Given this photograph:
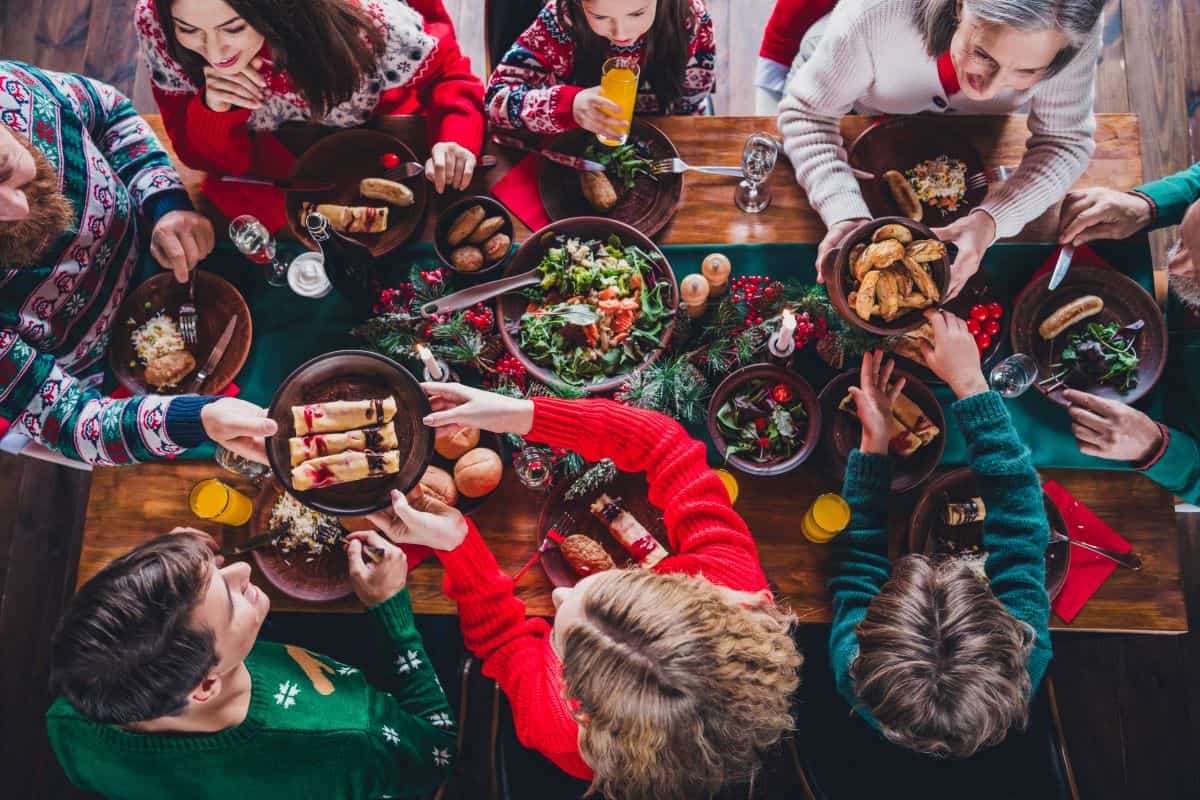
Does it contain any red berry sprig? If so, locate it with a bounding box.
[463,303,494,332]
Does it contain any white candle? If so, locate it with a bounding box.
[416,343,446,381]
[769,308,797,358]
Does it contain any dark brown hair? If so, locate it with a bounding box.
[850,555,1034,758]
[559,0,694,109]
[155,0,385,116]
[50,532,219,725]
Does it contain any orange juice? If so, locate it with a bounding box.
[714,468,739,504]
[189,479,253,526]
[802,493,851,543]
[598,58,639,146]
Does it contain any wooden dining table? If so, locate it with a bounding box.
[76,113,1187,634]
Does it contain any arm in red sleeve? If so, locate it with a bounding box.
[759,0,839,64]
[413,38,486,156]
[524,398,768,591]
[436,522,592,779]
[152,88,293,177]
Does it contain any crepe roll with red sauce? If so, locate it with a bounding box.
[588,493,668,568]
[890,388,940,444]
[292,450,400,491]
[293,397,397,436]
[289,421,399,466]
[839,394,923,457]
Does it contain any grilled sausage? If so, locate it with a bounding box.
[1038,295,1104,339]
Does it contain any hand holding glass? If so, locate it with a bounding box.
[598,58,639,146]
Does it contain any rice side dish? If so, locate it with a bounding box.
[905,156,968,212]
[269,493,343,558]
[132,313,185,364]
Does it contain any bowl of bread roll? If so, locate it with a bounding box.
[434,196,515,281]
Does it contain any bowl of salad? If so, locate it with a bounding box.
[707,364,822,477]
[496,217,678,394]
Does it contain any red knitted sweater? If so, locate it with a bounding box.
[436,398,769,779]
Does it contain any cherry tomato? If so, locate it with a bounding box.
[976,333,992,350]
[987,302,1003,319]
[381,152,401,169]
[967,318,982,335]
[970,305,989,322]
[984,319,1001,336]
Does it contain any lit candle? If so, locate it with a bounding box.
[769,308,797,358]
[701,253,731,296]
[416,343,447,381]
[679,274,711,318]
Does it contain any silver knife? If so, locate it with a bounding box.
[220,175,337,192]
[186,316,238,394]
[1048,245,1075,291]
[490,134,605,172]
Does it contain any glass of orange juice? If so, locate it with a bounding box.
[598,57,639,146]
[802,493,851,543]
[189,478,254,526]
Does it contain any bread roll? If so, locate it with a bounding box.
[468,216,506,244]
[453,447,503,498]
[435,426,480,460]
[413,465,458,506]
[483,233,511,262]
[450,245,485,272]
[448,205,486,245]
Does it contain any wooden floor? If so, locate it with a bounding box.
[2,1,1199,797]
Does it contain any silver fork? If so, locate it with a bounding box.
[651,157,745,178]
[178,271,198,345]
[966,165,1015,191]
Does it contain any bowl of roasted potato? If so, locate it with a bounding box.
[434,195,516,281]
[820,217,951,335]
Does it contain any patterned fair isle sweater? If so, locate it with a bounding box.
[830,391,1052,729]
[436,398,770,780]
[778,0,1099,239]
[486,0,716,134]
[47,589,456,800]
[0,61,216,464]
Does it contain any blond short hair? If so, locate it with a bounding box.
[560,569,802,800]
[851,555,1034,758]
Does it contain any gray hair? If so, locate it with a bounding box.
[914,0,1103,77]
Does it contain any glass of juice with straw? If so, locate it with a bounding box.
[189,478,254,526]
[598,57,639,146]
[802,493,851,543]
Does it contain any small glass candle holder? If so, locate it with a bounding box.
[513,445,556,493]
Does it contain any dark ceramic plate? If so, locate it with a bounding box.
[266,350,434,515]
[818,367,946,493]
[707,363,822,477]
[248,482,352,604]
[908,467,1070,601]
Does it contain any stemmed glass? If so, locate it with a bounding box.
[735,131,780,213]
[229,214,288,287]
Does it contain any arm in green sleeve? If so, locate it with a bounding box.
[1134,162,1200,229]
[1141,425,1200,505]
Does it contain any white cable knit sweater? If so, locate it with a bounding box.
[778,0,1100,239]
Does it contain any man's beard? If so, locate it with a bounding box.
[0,132,75,268]
[1167,241,1200,310]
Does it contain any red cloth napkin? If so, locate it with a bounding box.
[491,153,551,231]
[110,383,241,400]
[1043,479,1133,623]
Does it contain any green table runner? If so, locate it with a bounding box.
[145,237,1158,469]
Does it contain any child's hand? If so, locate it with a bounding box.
[425,142,476,193]
[572,87,627,141]
[919,309,989,399]
[345,530,408,608]
[849,350,905,456]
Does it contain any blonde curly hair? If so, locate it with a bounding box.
[558,569,802,800]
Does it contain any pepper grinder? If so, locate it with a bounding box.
[679,274,711,319]
[701,253,731,297]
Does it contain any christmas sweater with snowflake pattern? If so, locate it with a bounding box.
[486,0,715,134]
[46,589,455,800]
[436,397,769,780]
[0,61,216,464]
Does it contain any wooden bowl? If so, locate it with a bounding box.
[434,195,515,281]
[495,217,678,395]
[817,367,945,493]
[265,350,434,515]
[707,364,822,477]
[847,116,987,225]
[1010,263,1166,407]
[535,468,669,589]
[285,130,428,257]
[907,467,1070,601]
[539,120,684,238]
[110,271,251,395]
[820,216,951,335]
[248,482,352,603]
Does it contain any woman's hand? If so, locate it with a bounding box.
[816,218,870,283]
[571,86,627,142]
[1063,389,1163,462]
[202,58,266,112]
[848,350,905,456]
[918,309,988,399]
[344,530,409,607]
[1058,188,1153,247]
[421,382,534,435]
[151,211,215,282]
[932,209,997,299]
[425,142,477,194]
[365,487,468,551]
[200,398,278,464]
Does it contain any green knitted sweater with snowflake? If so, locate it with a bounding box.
[46,589,455,800]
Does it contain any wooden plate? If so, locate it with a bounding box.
[539,120,683,238]
[248,482,352,603]
[908,467,1070,601]
[707,363,822,477]
[817,367,945,493]
[847,116,986,225]
[285,130,428,258]
[1010,264,1166,407]
[265,350,434,515]
[109,271,251,395]
[495,217,678,395]
[535,468,669,589]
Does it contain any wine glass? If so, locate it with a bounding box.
[229,215,288,287]
[988,353,1038,398]
[735,131,780,213]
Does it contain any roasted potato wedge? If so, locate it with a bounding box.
[902,257,940,302]
[872,224,914,244]
[848,243,866,280]
[897,291,929,310]
[855,270,882,320]
[876,270,902,321]
[580,171,618,212]
[856,239,906,278]
[906,239,947,263]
